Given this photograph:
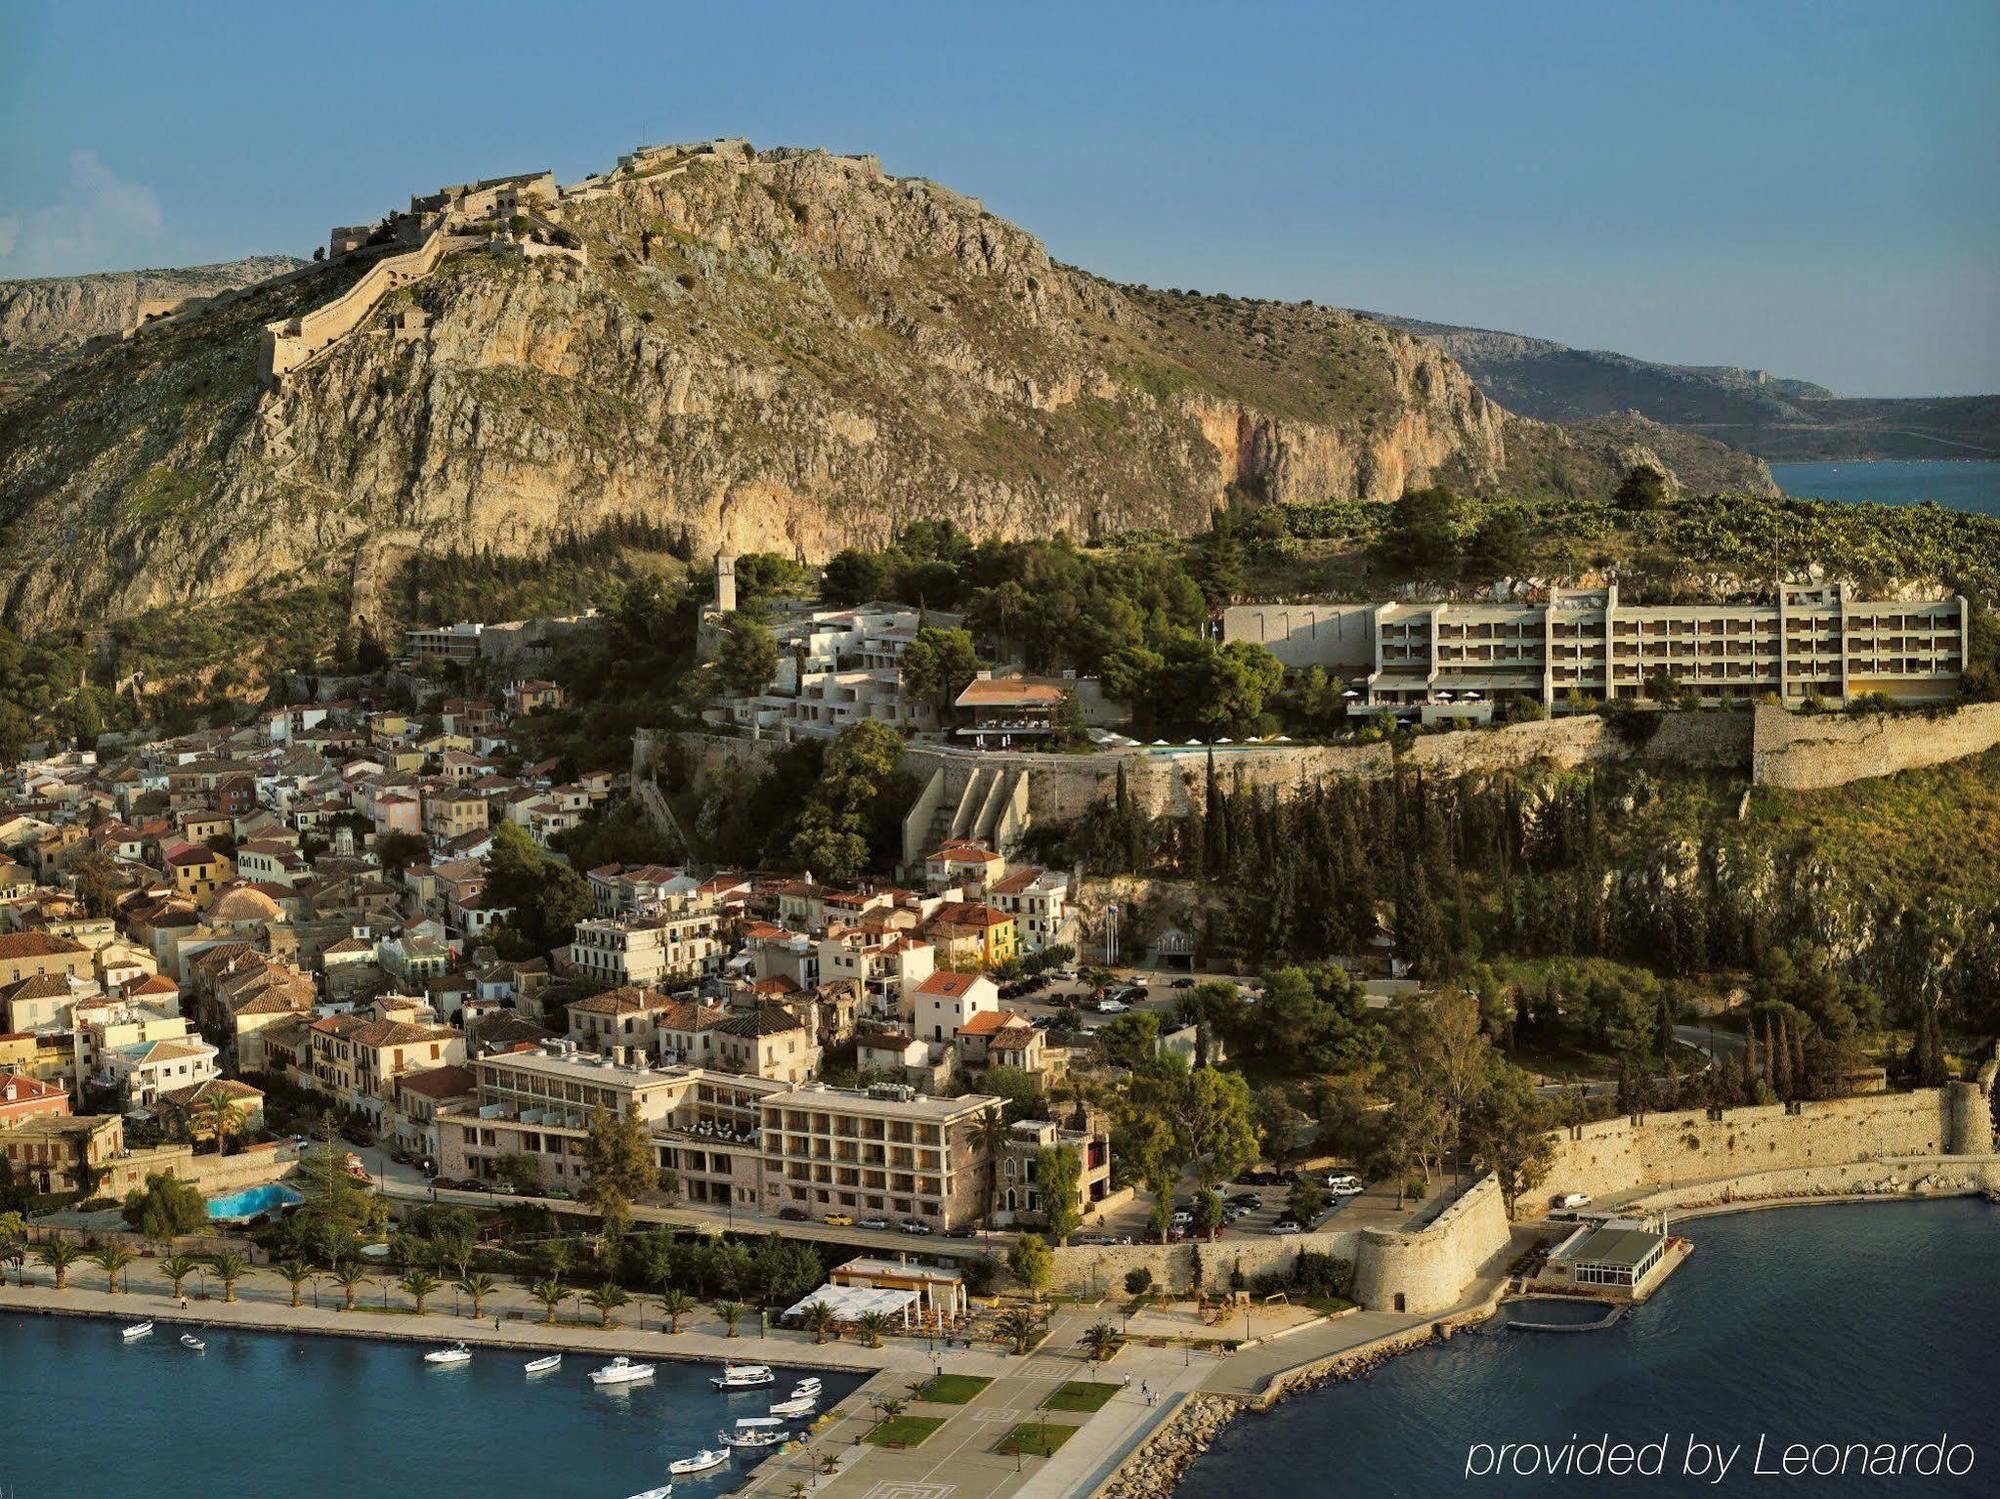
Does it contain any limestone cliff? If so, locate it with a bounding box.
[0,144,1761,633]
[0,256,303,395]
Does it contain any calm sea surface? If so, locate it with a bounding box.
[1769,459,2000,516]
[1176,1199,2000,1497]
[0,1322,861,1499]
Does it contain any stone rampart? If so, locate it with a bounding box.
[1751,700,2000,790]
[259,228,468,385]
[1349,1172,1510,1316]
[1621,1154,2000,1213]
[1540,1088,1966,1209]
[1047,1229,1358,1298]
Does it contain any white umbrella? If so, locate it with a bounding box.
[1341,690,1359,699]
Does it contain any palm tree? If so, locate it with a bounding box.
[1,1238,25,1287]
[656,1287,695,1334]
[996,1307,1039,1355]
[529,1277,565,1325]
[208,1251,249,1304]
[455,1272,497,1319]
[399,1268,440,1315]
[714,1299,748,1337]
[276,1258,313,1308]
[976,1109,1009,1228]
[90,1245,137,1293]
[857,1309,893,1349]
[201,1090,247,1155]
[870,1396,905,1430]
[330,1261,371,1311]
[36,1240,82,1290]
[159,1253,203,1300]
[1080,1322,1120,1362]
[801,1302,838,1345]
[583,1283,630,1328]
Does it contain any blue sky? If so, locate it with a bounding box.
[3,0,1994,395]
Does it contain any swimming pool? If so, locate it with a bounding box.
[205,1183,304,1220]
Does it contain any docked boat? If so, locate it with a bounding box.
[769,1395,816,1417]
[719,1418,788,1449]
[424,1342,472,1365]
[791,1376,822,1396]
[524,1353,563,1374]
[710,1362,775,1389]
[667,1449,729,1476]
[590,1356,657,1386]
[121,1321,153,1340]
[179,1333,206,1352]
[624,1487,672,1499]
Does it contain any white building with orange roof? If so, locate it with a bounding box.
[912,970,999,1048]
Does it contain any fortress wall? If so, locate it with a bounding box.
[1540,1089,1962,1209]
[1349,1172,1510,1316]
[1622,1154,2000,1213]
[1751,700,2000,790]
[1046,1230,1361,1298]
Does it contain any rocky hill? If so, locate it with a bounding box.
[0,143,1770,635]
[1363,311,1998,461]
[0,256,303,396]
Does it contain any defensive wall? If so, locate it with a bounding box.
[1046,1229,1360,1300]
[1348,1172,1511,1316]
[259,228,469,385]
[1751,700,2000,790]
[1540,1071,1995,1210]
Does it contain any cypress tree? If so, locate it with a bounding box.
[1773,1015,1794,1100]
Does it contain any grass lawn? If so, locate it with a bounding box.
[1040,1380,1122,1413]
[865,1415,947,1449]
[996,1422,1080,1457]
[912,1373,992,1405]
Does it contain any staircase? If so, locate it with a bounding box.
[900,761,1032,871]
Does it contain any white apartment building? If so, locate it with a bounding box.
[105,1035,219,1107]
[565,913,721,988]
[912,970,999,1046]
[988,866,1073,953]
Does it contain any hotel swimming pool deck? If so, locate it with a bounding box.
[205,1183,304,1221]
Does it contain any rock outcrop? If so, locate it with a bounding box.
[0,145,1762,633]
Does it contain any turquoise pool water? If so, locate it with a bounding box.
[205,1183,304,1220]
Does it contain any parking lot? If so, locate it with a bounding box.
[999,965,1264,1036]
[1075,1168,1422,1247]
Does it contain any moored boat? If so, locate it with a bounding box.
[791,1376,822,1396]
[624,1487,672,1499]
[710,1361,775,1389]
[179,1332,205,1352]
[524,1353,563,1374]
[769,1395,816,1417]
[121,1321,153,1340]
[590,1355,657,1385]
[424,1342,472,1365]
[718,1417,788,1448]
[667,1448,730,1476]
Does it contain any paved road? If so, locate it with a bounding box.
[1676,1022,1746,1062]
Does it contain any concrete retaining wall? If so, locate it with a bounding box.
[1751,700,2000,790]
[1350,1172,1511,1316]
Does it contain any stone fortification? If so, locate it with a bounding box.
[1751,700,2000,790]
[1348,1172,1511,1315]
[1047,1229,1360,1298]
[1538,1083,1994,1209]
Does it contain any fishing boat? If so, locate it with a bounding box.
[524,1353,562,1374]
[769,1395,816,1417]
[718,1418,788,1449]
[710,1361,775,1389]
[424,1342,472,1365]
[590,1355,657,1386]
[179,1332,206,1352]
[791,1376,822,1396]
[120,1321,154,1340]
[667,1449,729,1476]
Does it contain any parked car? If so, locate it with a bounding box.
[1171,977,1197,989]
[944,1225,980,1239]
[899,1219,933,1235]
[778,1206,809,1222]
[1096,999,1129,1015]
[1553,1192,1593,1210]
[1227,1191,1262,1209]
[1268,1219,1303,1236]
[1074,1233,1119,1246]
[1326,1176,1365,1196]
[544,1186,572,1200]
[857,1217,891,1230]
[823,1213,854,1227]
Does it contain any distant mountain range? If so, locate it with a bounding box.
[1362,314,1999,462]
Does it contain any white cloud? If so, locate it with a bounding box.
[0,151,168,276]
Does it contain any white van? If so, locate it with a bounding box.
[1553,1191,1593,1210]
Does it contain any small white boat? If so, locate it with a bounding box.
[769,1395,816,1417]
[524,1353,563,1374]
[718,1423,787,1450]
[667,1449,730,1476]
[590,1356,657,1386]
[121,1321,154,1340]
[424,1342,472,1365]
[624,1487,672,1499]
[710,1361,775,1389]
[792,1376,822,1394]
[180,1332,206,1352]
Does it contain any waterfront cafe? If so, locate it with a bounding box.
[1541,1218,1669,1294]
[828,1256,970,1323]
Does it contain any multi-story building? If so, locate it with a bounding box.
[0,931,94,991]
[987,867,1073,953]
[713,1005,820,1084]
[998,1115,1114,1228]
[912,970,999,1045]
[565,912,721,988]
[103,1035,219,1107]
[758,1081,1004,1229]
[1222,583,1969,717]
[301,1012,464,1129]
